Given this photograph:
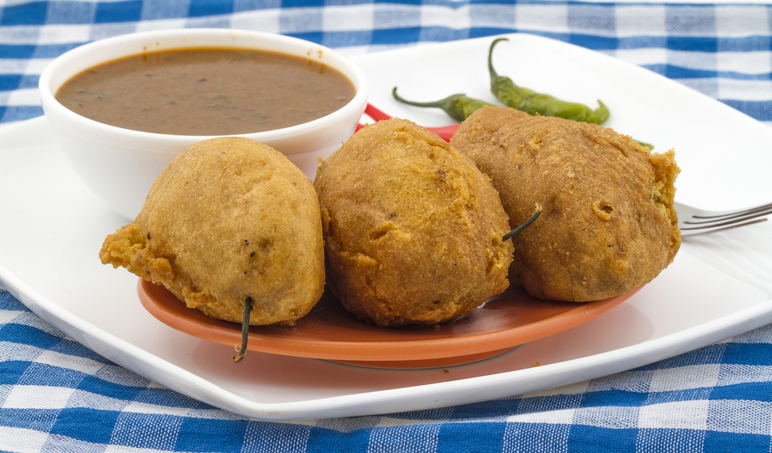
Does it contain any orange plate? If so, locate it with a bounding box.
[138,279,638,368]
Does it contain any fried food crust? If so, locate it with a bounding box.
[100,137,325,325]
[314,118,514,326]
[451,107,680,301]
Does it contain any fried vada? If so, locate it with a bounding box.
[450,107,680,302]
[314,118,514,326]
[100,137,325,325]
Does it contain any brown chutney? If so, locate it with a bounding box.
[55,47,357,136]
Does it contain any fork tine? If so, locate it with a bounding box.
[682,205,772,226]
[680,218,768,237]
[677,200,772,237]
[687,202,772,222]
[679,203,771,237]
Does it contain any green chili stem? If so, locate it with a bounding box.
[503,204,542,242]
[392,87,457,109]
[392,87,495,122]
[233,296,252,363]
[488,38,506,81]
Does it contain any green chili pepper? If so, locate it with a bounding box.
[503,204,542,242]
[392,87,495,122]
[489,38,609,125]
[233,296,252,363]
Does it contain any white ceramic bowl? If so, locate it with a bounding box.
[39,28,368,220]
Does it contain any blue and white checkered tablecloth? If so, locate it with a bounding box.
[2,1,772,451]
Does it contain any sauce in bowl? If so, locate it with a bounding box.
[55,47,357,136]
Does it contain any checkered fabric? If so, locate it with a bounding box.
[2,1,772,451]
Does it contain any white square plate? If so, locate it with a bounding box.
[1,33,771,420]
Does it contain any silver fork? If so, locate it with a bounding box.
[676,201,772,237]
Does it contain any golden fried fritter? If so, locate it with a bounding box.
[451,107,680,302]
[100,137,325,325]
[314,118,514,326]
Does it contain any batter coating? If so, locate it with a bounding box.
[314,118,514,326]
[100,137,325,325]
[451,107,680,301]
